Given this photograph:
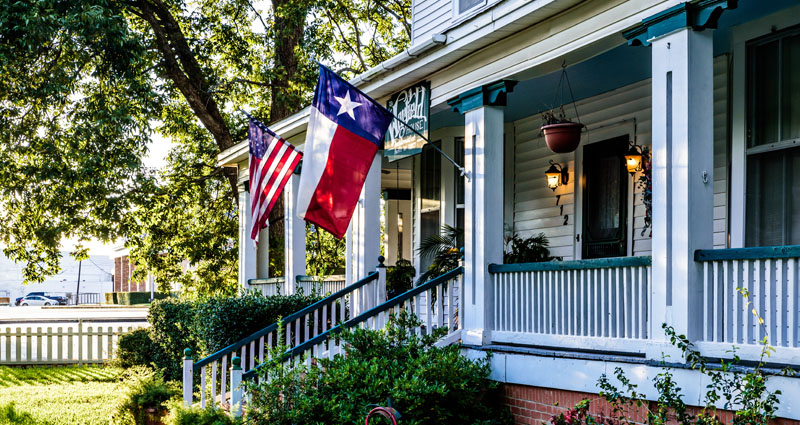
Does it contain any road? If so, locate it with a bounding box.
[0,306,148,324]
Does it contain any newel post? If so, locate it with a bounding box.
[230,356,243,417]
[377,256,387,304]
[182,348,193,407]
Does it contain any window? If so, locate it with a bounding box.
[745,27,800,246]
[455,0,485,16]
[582,136,629,259]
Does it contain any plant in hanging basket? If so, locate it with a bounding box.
[541,106,584,154]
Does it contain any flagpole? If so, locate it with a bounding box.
[317,63,472,181]
[384,111,471,181]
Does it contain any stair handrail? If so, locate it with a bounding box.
[195,271,379,369]
[242,266,463,380]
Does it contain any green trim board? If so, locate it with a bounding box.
[695,246,800,261]
[488,256,652,273]
[447,80,518,115]
[195,271,379,368]
[248,277,286,285]
[243,266,464,381]
[622,0,738,47]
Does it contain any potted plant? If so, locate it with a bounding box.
[541,105,584,153]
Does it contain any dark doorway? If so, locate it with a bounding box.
[582,136,629,259]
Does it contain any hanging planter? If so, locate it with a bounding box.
[541,63,584,153]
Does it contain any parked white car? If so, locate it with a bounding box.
[18,295,59,306]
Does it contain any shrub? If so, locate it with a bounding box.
[166,402,240,425]
[113,328,165,370]
[113,367,179,425]
[142,294,318,381]
[192,293,319,354]
[244,310,513,425]
[553,323,785,425]
[116,292,169,305]
[147,299,199,381]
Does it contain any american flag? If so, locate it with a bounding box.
[248,117,303,242]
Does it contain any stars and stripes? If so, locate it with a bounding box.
[248,117,303,242]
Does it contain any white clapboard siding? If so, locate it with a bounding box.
[713,54,729,249]
[512,57,729,258]
[512,79,652,260]
[412,0,451,45]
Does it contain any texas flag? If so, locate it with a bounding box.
[296,65,393,238]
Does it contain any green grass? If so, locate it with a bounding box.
[0,366,124,424]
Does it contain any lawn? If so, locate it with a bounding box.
[0,366,124,424]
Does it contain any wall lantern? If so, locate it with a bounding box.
[624,141,644,175]
[545,160,568,191]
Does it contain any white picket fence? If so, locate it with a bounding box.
[0,321,146,365]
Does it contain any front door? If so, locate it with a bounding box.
[582,136,628,259]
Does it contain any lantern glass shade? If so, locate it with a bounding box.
[625,153,642,174]
[545,164,562,191]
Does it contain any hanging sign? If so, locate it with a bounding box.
[384,81,429,162]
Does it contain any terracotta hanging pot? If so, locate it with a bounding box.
[541,62,585,154]
[541,122,584,153]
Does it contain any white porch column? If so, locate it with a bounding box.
[448,80,515,346]
[345,153,382,284]
[238,188,258,291]
[649,28,714,345]
[256,225,269,278]
[462,106,504,345]
[284,174,306,294]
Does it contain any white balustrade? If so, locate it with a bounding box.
[696,247,800,361]
[490,258,651,352]
[189,268,384,409]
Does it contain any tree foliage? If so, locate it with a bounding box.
[0,0,411,289]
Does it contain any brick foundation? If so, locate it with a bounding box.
[502,383,799,425]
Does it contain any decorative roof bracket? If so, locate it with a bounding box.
[622,0,738,47]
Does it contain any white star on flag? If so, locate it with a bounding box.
[333,90,362,119]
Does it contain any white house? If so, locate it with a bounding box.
[216,0,800,420]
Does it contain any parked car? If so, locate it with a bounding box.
[18,295,60,306]
[15,292,68,306]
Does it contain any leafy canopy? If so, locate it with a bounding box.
[0,0,411,290]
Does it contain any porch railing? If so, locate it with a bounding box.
[695,246,800,354]
[241,266,464,382]
[188,269,384,409]
[488,257,651,352]
[248,275,347,297]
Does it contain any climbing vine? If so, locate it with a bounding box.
[637,147,652,237]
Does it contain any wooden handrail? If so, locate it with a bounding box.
[488,256,651,273]
[195,271,379,368]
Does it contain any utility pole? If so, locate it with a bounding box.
[75,260,82,306]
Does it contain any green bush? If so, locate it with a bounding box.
[105,293,118,304]
[244,310,513,425]
[113,367,179,425]
[147,299,198,381]
[192,293,319,355]
[143,294,318,381]
[166,403,240,425]
[115,292,169,305]
[113,328,164,370]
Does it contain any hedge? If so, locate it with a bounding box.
[105,292,169,305]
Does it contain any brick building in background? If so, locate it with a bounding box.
[112,245,150,293]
